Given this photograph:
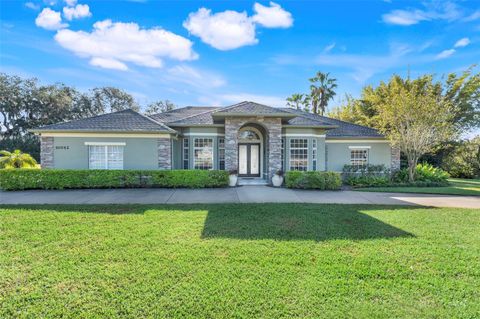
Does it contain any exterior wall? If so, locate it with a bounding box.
[224,117,282,180]
[51,136,162,169]
[325,140,391,171]
[40,137,55,168]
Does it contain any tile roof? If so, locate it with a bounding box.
[280,108,383,137]
[213,101,294,116]
[149,106,218,123]
[33,109,175,133]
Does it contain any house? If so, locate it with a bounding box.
[32,101,400,183]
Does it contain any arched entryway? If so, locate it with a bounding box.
[237,124,267,179]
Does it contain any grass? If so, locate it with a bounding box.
[355,178,480,196]
[1,204,479,318]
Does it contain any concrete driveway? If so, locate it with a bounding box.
[0,186,478,208]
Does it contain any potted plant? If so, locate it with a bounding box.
[272,169,284,187]
[228,169,238,187]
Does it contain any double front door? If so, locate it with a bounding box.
[238,143,260,177]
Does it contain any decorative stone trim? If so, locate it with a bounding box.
[391,146,400,171]
[157,138,172,170]
[40,136,54,168]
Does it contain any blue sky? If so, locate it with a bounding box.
[1,0,479,114]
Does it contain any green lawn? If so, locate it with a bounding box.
[355,178,480,196]
[1,204,479,318]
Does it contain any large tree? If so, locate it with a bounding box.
[286,93,304,110]
[377,78,454,182]
[309,72,337,115]
[144,100,176,115]
[91,87,139,113]
[329,66,480,135]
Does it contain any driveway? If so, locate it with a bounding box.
[0,186,479,208]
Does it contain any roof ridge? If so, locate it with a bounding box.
[134,109,177,133]
[281,108,332,125]
[169,107,222,123]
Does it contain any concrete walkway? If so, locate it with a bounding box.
[0,186,478,208]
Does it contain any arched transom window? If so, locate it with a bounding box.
[238,128,262,141]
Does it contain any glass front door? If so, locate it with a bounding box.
[238,143,260,177]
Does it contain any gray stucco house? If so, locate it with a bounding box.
[32,101,400,184]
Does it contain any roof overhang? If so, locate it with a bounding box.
[30,129,177,135]
[285,125,339,129]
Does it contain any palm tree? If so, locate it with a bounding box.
[309,72,338,115]
[0,150,38,169]
[286,93,304,110]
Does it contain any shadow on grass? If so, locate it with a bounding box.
[1,203,417,241]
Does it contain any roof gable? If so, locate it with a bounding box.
[212,101,295,118]
[33,109,175,133]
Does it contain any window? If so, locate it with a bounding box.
[238,130,260,140]
[194,138,213,170]
[88,145,124,169]
[350,149,368,167]
[289,138,308,171]
[312,139,317,171]
[281,138,285,170]
[183,138,189,169]
[218,138,225,170]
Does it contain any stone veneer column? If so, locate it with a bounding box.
[157,137,172,170]
[40,136,54,168]
[266,118,282,179]
[391,146,401,171]
[224,116,282,181]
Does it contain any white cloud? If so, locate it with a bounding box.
[382,1,462,26]
[35,8,68,30]
[183,8,257,50]
[252,2,293,28]
[64,0,77,6]
[435,49,456,59]
[167,65,226,89]
[463,10,480,22]
[25,2,40,10]
[63,4,91,20]
[382,9,428,26]
[323,43,335,53]
[183,3,293,50]
[54,19,198,70]
[454,37,470,48]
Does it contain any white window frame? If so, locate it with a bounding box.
[350,148,369,167]
[218,137,225,170]
[87,144,124,170]
[183,138,189,169]
[289,138,308,171]
[312,138,317,171]
[193,138,214,170]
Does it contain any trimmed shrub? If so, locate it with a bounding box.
[343,164,391,187]
[285,171,341,190]
[0,169,229,191]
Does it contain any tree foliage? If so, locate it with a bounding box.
[374,76,454,182]
[144,100,176,115]
[441,137,480,178]
[0,149,38,169]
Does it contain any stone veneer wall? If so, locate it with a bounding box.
[225,117,282,180]
[391,146,401,171]
[157,137,172,169]
[40,136,54,168]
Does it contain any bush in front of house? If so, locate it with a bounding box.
[393,163,450,184]
[0,169,229,191]
[285,171,341,190]
[342,164,391,187]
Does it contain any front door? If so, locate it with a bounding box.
[238,143,260,177]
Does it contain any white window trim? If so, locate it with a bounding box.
[193,137,214,170]
[348,146,371,149]
[183,138,189,169]
[283,134,325,138]
[350,148,369,166]
[88,145,124,170]
[85,142,126,146]
[289,138,309,171]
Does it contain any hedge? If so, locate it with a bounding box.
[0,169,229,191]
[285,171,342,190]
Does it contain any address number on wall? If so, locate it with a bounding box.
[55,146,70,150]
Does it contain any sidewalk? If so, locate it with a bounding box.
[0,186,479,208]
